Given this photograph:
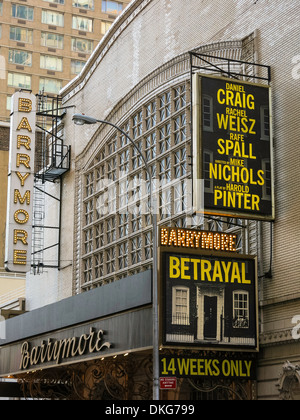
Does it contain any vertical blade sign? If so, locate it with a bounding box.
[5,92,36,273]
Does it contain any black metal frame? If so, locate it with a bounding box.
[189,51,271,84]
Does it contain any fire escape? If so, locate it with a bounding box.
[32,94,71,274]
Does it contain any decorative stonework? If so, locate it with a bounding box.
[277,362,300,400]
[260,329,296,347]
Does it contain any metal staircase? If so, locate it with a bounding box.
[32,176,45,274]
[31,93,71,274]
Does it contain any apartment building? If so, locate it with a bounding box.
[0,0,130,324]
[0,0,130,122]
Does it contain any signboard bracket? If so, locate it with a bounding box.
[189,51,271,84]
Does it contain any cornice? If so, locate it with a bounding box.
[260,328,297,347]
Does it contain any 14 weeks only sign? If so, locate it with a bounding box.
[193,74,274,221]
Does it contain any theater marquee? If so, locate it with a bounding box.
[159,227,259,352]
[5,91,36,273]
[193,74,274,221]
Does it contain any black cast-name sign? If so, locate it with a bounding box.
[193,74,274,220]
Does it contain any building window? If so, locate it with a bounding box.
[106,217,116,243]
[203,150,213,192]
[73,0,94,9]
[159,123,171,154]
[262,159,272,200]
[233,291,249,329]
[72,16,93,32]
[174,113,186,144]
[120,122,130,147]
[102,0,123,15]
[95,223,104,249]
[159,92,171,121]
[85,172,94,197]
[41,32,64,49]
[131,207,142,232]
[84,228,93,254]
[44,0,64,4]
[101,21,112,34]
[6,95,12,111]
[85,200,94,225]
[131,236,142,265]
[44,0,64,3]
[118,242,128,269]
[8,72,31,89]
[83,257,93,283]
[107,157,117,181]
[10,26,33,43]
[40,55,63,72]
[174,147,186,178]
[95,252,104,279]
[42,10,64,27]
[119,179,129,210]
[145,133,156,161]
[132,110,143,139]
[71,59,86,75]
[145,101,156,130]
[159,156,171,183]
[172,287,190,325]
[106,247,116,274]
[132,140,142,170]
[145,231,152,260]
[260,105,270,140]
[160,187,172,219]
[8,49,32,66]
[72,37,93,53]
[80,82,190,289]
[174,180,187,214]
[39,77,62,94]
[174,85,186,111]
[119,149,130,174]
[12,4,34,21]
[203,95,213,132]
[119,214,128,238]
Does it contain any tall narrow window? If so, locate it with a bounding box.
[203,95,213,132]
[172,287,190,325]
[233,291,249,329]
[260,105,270,140]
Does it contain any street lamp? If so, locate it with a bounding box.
[72,113,160,400]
